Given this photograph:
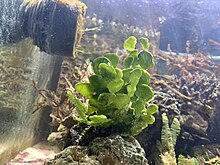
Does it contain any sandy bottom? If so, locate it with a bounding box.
[7,142,60,165]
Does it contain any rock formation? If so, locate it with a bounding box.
[45,135,148,165]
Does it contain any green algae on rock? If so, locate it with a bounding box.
[66,36,158,136]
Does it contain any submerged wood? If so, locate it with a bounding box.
[21,0,81,56]
[2,0,86,57]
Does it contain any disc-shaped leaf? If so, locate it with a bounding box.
[131,99,145,118]
[107,78,124,93]
[130,68,142,86]
[75,83,94,99]
[89,75,107,94]
[88,115,112,126]
[130,119,148,136]
[89,115,107,122]
[112,94,130,109]
[138,51,155,69]
[106,53,120,68]
[98,93,115,107]
[122,68,132,83]
[129,50,139,58]
[127,84,136,97]
[147,104,158,115]
[92,57,111,74]
[135,84,154,102]
[124,56,134,68]
[140,37,150,51]
[139,70,151,85]
[145,114,155,124]
[115,68,123,79]
[99,63,116,80]
[123,36,137,51]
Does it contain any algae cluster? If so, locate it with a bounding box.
[66,36,158,136]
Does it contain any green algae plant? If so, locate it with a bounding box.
[66,36,158,136]
[158,113,199,165]
[158,113,181,165]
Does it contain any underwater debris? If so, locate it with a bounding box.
[153,46,220,77]
[152,72,220,143]
[32,57,93,125]
[192,144,220,165]
[153,78,192,100]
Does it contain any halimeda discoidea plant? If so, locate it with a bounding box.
[67,36,158,136]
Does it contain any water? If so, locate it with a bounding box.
[0,39,63,163]
[82,0,220,55]
[0,0,23,44]
[0,0,220,164]
[0,0,63,163]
